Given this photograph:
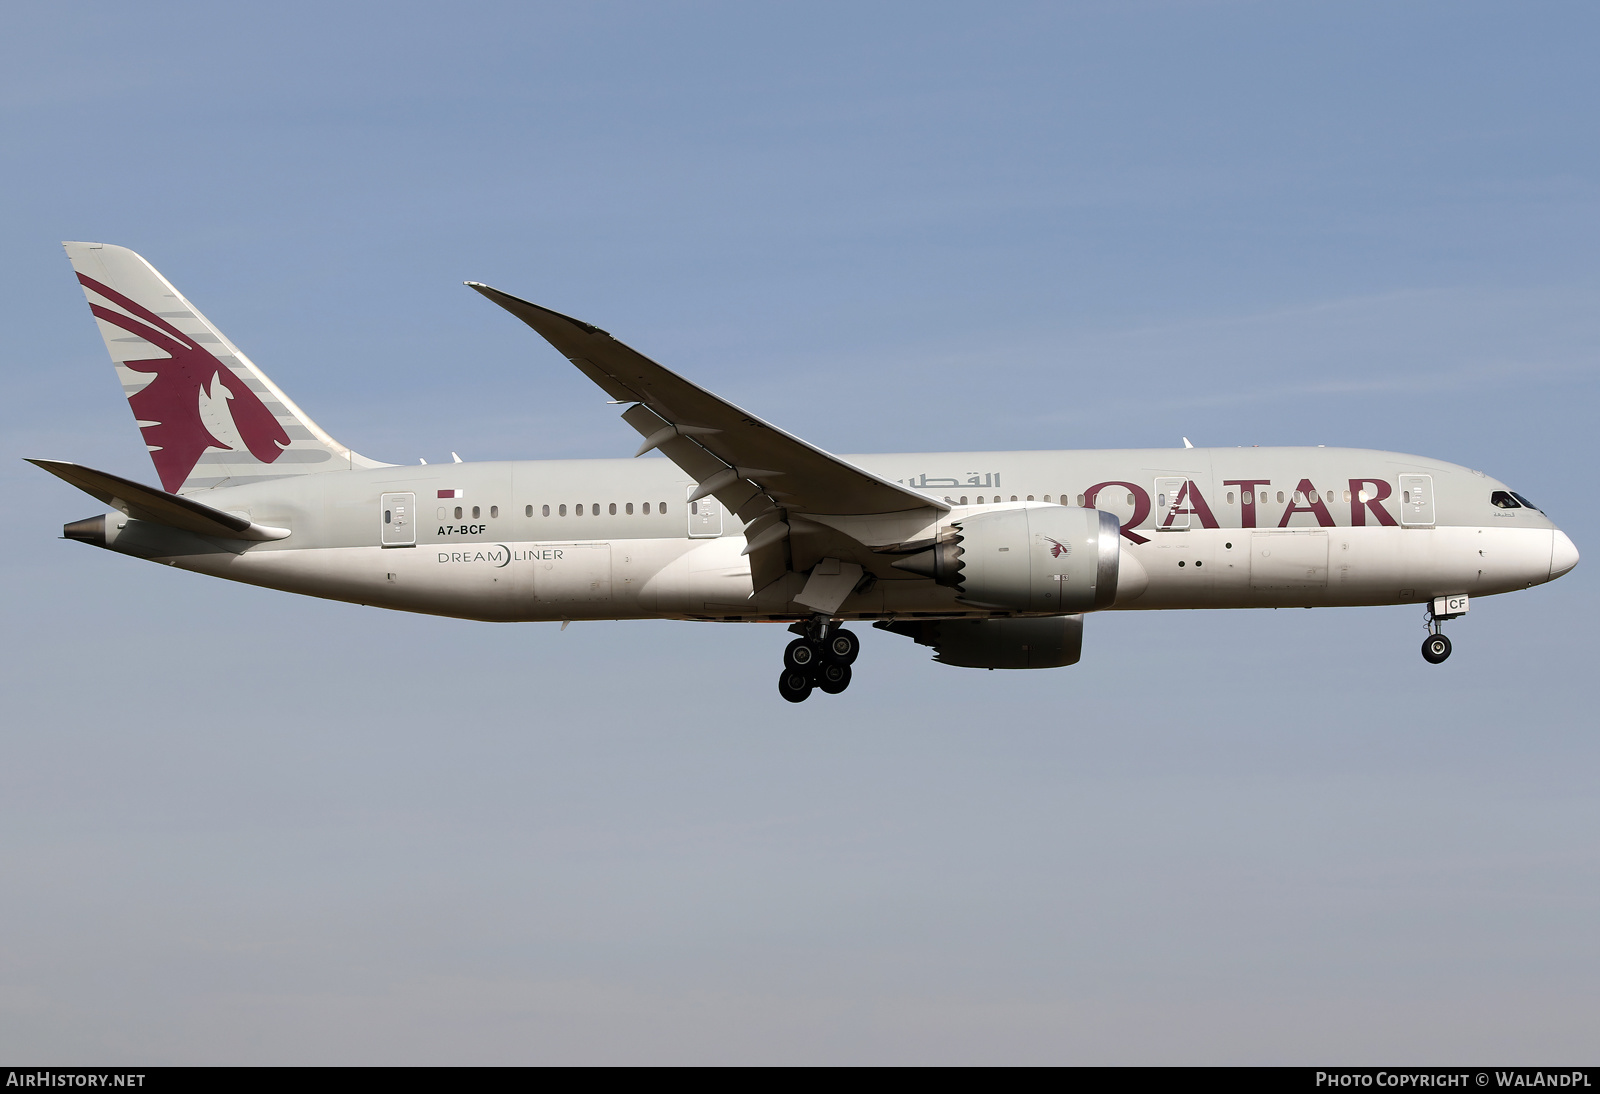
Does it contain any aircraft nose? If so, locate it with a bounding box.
[1551,529,1580,580]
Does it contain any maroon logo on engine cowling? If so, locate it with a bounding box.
[1044,536,1070,559]
[78,273,289,492]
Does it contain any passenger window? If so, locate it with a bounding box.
[1490,490,1521,509]
[1011,495,1018,502]
[1259,492,1267,505]
[959,496,968,505]
[525,505,533,517]
[1343,490,1351,503]
[691,502,699,515]
[1403,491,1411,504]
[490,506,499,518]
[559,504,567,516]
[1226,491,1235,504]
[659,502,667,514]
[1026,495,1034,501]
[576,504,584,516]
[609,503,617,515]
[976,496,984,504]
[542,504,550,517]
[1043,495,1051,503]
[454,506,463,519]
[626,503,634,515]
[1126,493,1135,506]
[643,502,651,515]
[1076,494,1085,506]
[384,510,392,524]
[592,503,599,515]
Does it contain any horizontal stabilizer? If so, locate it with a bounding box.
[26,459,289,541]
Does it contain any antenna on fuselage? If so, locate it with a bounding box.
[1182,437,1194,449]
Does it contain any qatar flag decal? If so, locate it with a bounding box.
[438,489,463,499]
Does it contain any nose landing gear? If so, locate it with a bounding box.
[777,617,860,702]
[1421,595,1468,664]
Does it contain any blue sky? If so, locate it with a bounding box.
[2,1,1596,1063]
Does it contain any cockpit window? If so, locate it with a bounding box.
[1509,491,1544,513]
[1490,490,1521,509]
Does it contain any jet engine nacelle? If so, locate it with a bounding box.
[875,615,1085,669]
[892,505,1121,613]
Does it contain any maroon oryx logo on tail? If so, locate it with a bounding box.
[79,273,289,492]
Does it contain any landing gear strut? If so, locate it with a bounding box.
[777,616,860,702]
[1421,596,1467,664]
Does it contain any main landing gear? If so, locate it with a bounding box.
[778,617,861,703]
[1421,595,1468,664]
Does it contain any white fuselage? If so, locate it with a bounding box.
[85,446,1574,625]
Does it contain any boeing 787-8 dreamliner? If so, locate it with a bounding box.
[33,243,1580,701]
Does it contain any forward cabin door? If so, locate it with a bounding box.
[380,492,416,547]
[1154,476,1190,531]
[1398,474,1435,526]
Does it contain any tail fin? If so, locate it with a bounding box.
[63,242,387,493]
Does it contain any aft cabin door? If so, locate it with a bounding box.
[381,492,416,547]
[1154,477,1190,531]
[1398,474,1435,526]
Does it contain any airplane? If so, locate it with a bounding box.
[32,243,1580,702]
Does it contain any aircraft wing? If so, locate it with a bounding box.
[468,283,948,593]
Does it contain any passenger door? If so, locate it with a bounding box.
[380,492,416,547]
[688,489,723,538]
[1154,476,1190,531]
[1398,474,1435,527]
